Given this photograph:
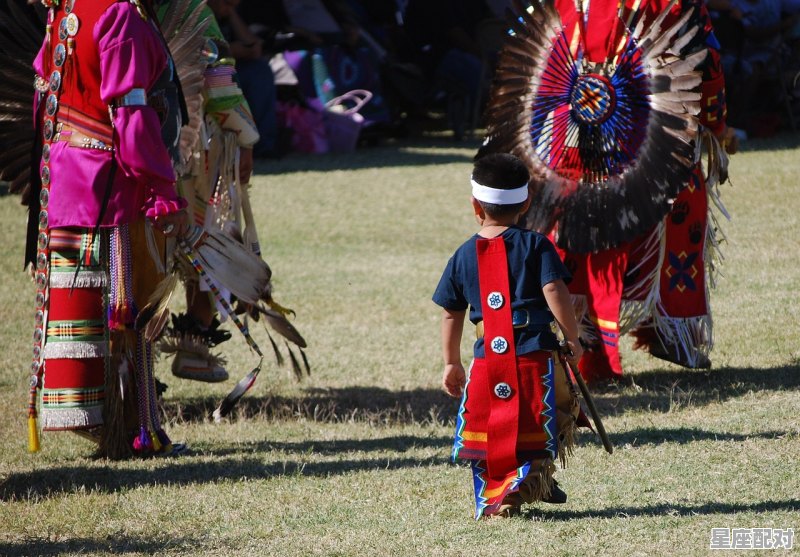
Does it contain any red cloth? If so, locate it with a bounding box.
[47,287,104,321]
[455,353,556,462]
[41,358,105,390]
[658,168,709,318]
[476,237,520,478]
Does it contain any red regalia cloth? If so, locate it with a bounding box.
[545,0,729,379]
[452,237,559,518]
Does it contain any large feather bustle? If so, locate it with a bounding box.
[0,2,46,199]
[479,0,707,253]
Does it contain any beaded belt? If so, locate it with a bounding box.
[54,125,114,152]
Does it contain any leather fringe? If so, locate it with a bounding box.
[97,341,133,460]
[517,458,557,503]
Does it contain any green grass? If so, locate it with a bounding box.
[0,135,799,556]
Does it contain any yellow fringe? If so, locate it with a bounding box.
[266,297,295,318]
[28,416,40,453]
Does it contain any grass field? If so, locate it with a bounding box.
[0,134,798,556]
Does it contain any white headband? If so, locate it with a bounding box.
[471,178,529,205]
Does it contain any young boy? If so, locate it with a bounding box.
[433,153,584,519]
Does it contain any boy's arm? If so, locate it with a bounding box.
[441,308,467,397]
[542,279,584,366]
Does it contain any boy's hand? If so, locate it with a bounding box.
[562,339,584,368]
[442,363,466,398]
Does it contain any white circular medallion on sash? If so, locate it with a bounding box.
[494,382,512,399]
[490,336,509,354]
[486,291,504,310]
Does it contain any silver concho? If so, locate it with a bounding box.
[49,70,61,92]
[39,187,50,208]
[44,119,54,141]
[58,17,69,41]
[45,94,58,116]
[37,232,48,251]
[42,143,51,164]
[54,44,66,67]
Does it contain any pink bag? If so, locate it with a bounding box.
[276,101,329,154]
[322,89,373,153]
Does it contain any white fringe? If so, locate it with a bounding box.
[49,271,107,289]
[620,222,666,334]
[43,341,106,359]
[158,333,227,367]
[206,126,241,234]
[571,293,587,323]
[571,294,599,345]
[652,310,713,367]
[41,406,103,431]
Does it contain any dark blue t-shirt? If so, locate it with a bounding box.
[432,226,571,358]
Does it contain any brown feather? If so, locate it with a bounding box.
[257,305,307,348]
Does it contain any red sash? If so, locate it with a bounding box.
[476,236,519,478]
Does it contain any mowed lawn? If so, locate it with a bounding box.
[0,135,798,557]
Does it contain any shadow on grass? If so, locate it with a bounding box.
[530,498,800,521]
[589,363,800,416]
[164,386,460,426]
[164,363,798,427]
[0,454,448,502]
[202,433,453,458]
[0,536,196,557]
[602,427,789,447]
[254,138,478,175]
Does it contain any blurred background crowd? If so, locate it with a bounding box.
[209,0,800,157]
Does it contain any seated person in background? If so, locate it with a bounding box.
[239,0,398,141]
[400,0,497,139]
[709,0,800,132]
[210,0,282,158]
[237,0,362,51]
